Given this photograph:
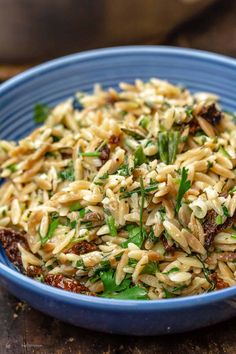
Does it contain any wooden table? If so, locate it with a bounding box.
[1,1,236,353]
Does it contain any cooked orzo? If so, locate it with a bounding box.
[0,78,236,299]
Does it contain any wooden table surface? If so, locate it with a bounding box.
[1,1,236,353]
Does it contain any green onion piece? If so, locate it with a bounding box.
[168,131,180,164]
[139,116,150,129]
[134,145,146,167]
[79,151,101,157]
[58,162,75,181]
[222,205,230,217]
[106,216,117,236]
[120,183,158,199]
[121,128,145,140]
[158,131,169,164]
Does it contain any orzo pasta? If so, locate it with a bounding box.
[0,78,236,299]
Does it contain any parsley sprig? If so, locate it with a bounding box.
[100,269,148,299]
[175,167,191,212]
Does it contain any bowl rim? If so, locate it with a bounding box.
[1,45,236,310]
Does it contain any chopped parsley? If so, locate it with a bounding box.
[163,267,180,275]
[69,201,83,211]
[106,215,117,236]
[218,146,230,158]
[195,255,215,292]
[222,206,230,217]
[139,116,150,129]
[58,162,75,181]
[99,172,109,180]
[100,269,148,299]
[134,145,146,167]
[34,103,51,123]
[215,215,223,225]
[185,105,193,118]
[117,157,131,176]
[6,164,18,173]
[41,217,59,246]
[122,225,146,248]
[141,261,159,275]
[79,208,86,218]
[175,167,191,213]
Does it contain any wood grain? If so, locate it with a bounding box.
[0,285,236,354]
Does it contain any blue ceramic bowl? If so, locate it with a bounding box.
[1,46,236,335]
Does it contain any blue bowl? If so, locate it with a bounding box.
[1,46,236,335]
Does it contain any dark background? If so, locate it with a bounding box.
[1,1,236,353]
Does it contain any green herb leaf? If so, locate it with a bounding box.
[215,215,223,225]
[158,130,179,165]
[158,131,169,164]
[128,258,138,267]
[121,128,145,140]
[168,131,180,164]
[70,220,77,229]
[218,145,230,158]
[163,267,180,275]
[122,225,146,248]
[69,202,83,211]
[141,261,159,275]
[134,145,146,167]
[163,288,175,298]
[41,218,59,245]
[79,208,86,218]
[79,151,101,157]
[99,172,109,180]
[34,103,51,123]
[106,216,117,236]
[139,116,150,129]
[117,162,130,177]
[229,186,236,194]
[76,259,85,269]
[6,164,18,173]
[147,228,156,243]
[58,162,75,181]
[101,269,130,294]
[195,255,215,291]
[106,285,148,300]
[222,206,230,217]
[175,167,191,212]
